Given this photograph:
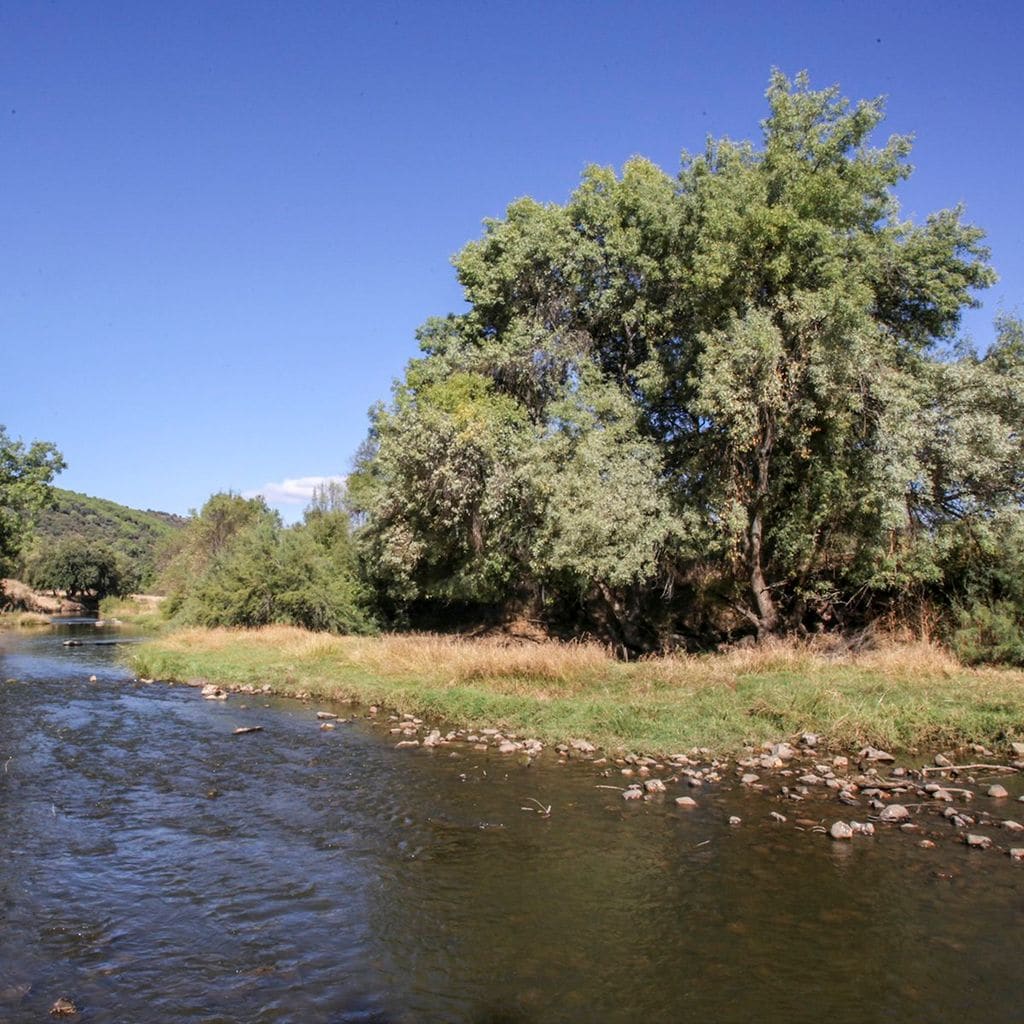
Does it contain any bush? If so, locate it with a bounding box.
[948,600,1024,666]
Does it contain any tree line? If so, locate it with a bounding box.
[4,73,1023,661]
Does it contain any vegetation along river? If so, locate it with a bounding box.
[1,623,1022,1023]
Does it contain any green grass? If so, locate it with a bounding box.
[127,625,1024,757]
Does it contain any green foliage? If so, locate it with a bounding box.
[949,601,1024,667]
[0,425,65,577]
[162,489,375,634]
[27,537,134,600]
[351,71,1019,651]
[29,488,184,591]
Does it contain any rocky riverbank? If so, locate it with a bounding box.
[158,671,1024,862]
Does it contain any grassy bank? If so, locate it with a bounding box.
[0,609,52,629]
[128,626,1024,757]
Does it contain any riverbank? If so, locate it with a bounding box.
[129,625,1024,758]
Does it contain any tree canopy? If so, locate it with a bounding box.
[0,424,65,579]
[350,72,1020,651]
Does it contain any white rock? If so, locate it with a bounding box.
[878,804,910,823]
[830,821,854,840]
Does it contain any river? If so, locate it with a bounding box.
[1,622,1021,1023]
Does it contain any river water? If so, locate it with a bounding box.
[1,623,1022,1023]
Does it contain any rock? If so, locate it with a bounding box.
[771,742,797,761]
[934,753,953,767]
[622,787,643,801]
[859,747,895,763]
[728,816,742,826]
[570,738,596,754]
[232,726,263,735]
[838,789,859,806]
[1003,820,1024,832]
[687,777,703,788]
[851,821,875,836]
[987,784,1009,798]
[740,773,760,786]
[498,741,521,754]
[800,732,819,748]
[643,778,666,794]
[1010,741,1024,757]
[878,804,910,823]
[320,722,336,731]
[88,675,97,683]
[830,821,854,840]
[394,740,419,749]
[931,789,954,802]
[201,684,227,700]
[797,774,824,786]
[316,711,337,720]
[769,811,787,823]
[832,755,849,769]
[965,833,992,849]
[50,998,77,1016]
[918,839,936,849]
[675,796,698,808]
[1009,848,1024,861]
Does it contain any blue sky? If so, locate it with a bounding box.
[3,1,1022,521]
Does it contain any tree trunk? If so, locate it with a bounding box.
[747,416,778,641]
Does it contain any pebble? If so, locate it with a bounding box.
[316,711,337,720]
[965,833,992,849]
[644,778,666,794]
[851,821,875,836]
[740,773,760,786]
[674,796,697,808]
[829,821,854,840]
[394,740,419,749]
[1010,742,1024,757]
[1002,820,1024,832]
[987,784,1009,799]
[50,998,77,1016]
[934,753,953,767]
[200,684,227,700]
[1010,848,1024,862]
[918,839,936,849]
[88,675,97,683]
[769,811,787,823]
[622,787,643,801]
[728,816,742,826]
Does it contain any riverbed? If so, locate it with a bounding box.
[1,623,1022,1023]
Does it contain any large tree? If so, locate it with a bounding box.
[0,425,65,579]
[352,72,1014,646]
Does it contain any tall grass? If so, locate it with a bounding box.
[129,626,1024,756]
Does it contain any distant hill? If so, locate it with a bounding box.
[29,488,187,591]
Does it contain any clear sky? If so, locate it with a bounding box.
[3,1,1022,521]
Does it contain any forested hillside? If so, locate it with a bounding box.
[27,488,185,591]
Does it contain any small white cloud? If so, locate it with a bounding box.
[244,475,346,506]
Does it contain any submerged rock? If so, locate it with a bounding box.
[674,796,697,808]
[50,998,77,1017]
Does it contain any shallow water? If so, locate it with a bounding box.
[1,625,1022,1023]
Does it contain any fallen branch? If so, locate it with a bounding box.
[920,764,1020,775]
